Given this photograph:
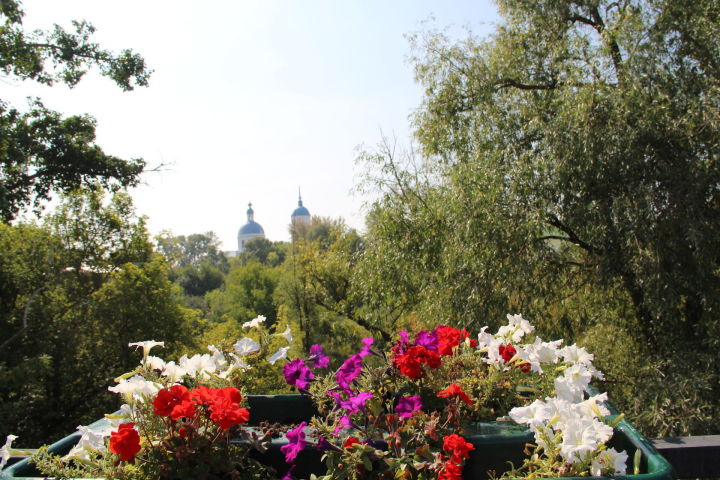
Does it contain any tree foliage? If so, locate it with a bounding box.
[0,0,151,221]
[357,0,719,435]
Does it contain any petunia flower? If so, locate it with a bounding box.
[268,347,290,365]
[277,326,293,344]
[234,337,261,356]
[309,344,329,368]
[335,354,363,391]
[359,337,375,358]
[0,435,18,470]
[242,315,266,329]
[128,340,164,358]
[283,358,315,390]
[281,422,307,463]
[338,392,372,413]
[395,395,423,418]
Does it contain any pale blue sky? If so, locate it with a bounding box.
[7,1,500,248]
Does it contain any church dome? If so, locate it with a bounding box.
[291,190,311,226]
[292,204,310,217]
[238,202,265,252]
[239,221,264,235]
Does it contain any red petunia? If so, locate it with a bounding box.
[153,385,196,420]
[443,433,475,463]
[109,423,141,462]
[394,345,442,379]
[437,383,474,406]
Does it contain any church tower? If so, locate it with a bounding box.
[290,189,311,226]
[237,202,265,252]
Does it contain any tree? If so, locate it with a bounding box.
[359,0,719,435]
[0,0,151,221]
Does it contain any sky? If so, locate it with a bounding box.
[6,1,500,250]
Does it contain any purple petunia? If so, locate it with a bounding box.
[309,344,330,368]
[359,337,375,358]
[334,414,355,434]
[283,359,315,390]
[336,354,363,391]
[339,392,373,413]
[395,395,423,418]
[281,421,307,463]
[414,330,438,352]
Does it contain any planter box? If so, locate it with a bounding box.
[0,395,675,480]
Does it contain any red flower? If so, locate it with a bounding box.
[394,345,441,379]
[437,383,473,406]
[499,344,517,363]
[153,385,196,420]
[190,385,216,406]
[109,423,141,462]
[209,397,250,430]
[343,437,361,449]
[435,326,472,356]
[443,433,475,463]
[438,461,463,480]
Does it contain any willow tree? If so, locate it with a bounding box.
[359,0,719,435]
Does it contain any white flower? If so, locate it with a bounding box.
[145,355,166,370]
[0,435,18,470]
[64,425,108,461]
[267,346,289,365]
[476,327,494,349]
[559,344,594,366]
[591,447,629,476]
[554,364,592,402]
[233,338,261,356]
[161,361,187,382]
[578,393,611,419]
[179,353,219,378]
[108,375,161,399]
[497,314,535,343]
[277,326,293,344]
[229,353,252,370]
[128,340,164,359]
[242,315,266,329]
[509,399,552,427]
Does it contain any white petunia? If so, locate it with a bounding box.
[591,447,629,476]
[229,353,252,370]
[0,435,18,470]
[509,399,553,427]
[179,353,220,378]
[128,340,164,359]
[64,425,108,461]
[108,375,161,399]
[161,361,187,382]
[277,326,293,344]
[233,338,261,356]
[476,326,495,350]
[242,315,266,329]
[145,355,166,370]
[267,346,289,365]
[497,314,535,343]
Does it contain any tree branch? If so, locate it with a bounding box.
[546,214,602,255]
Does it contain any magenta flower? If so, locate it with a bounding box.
[309,344,329,368]
[334,414,355,434]
[281,421,307,463]
[395,395,423,418]
[336,354,363,391]
[339,392,373,413]
[359,337,375,358]
[283,359,314,390]
[414,330,438,351]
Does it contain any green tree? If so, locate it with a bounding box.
[0,0,151,221]
[358,0,719,435]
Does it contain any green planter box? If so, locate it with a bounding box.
[0,395,675,480]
